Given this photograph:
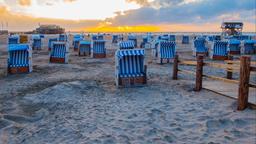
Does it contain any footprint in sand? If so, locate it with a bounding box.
[0,119,13,129]
[206,119,234,132]
[3,109,47,124]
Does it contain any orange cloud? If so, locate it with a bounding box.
[18,0,31,6]
[63,0,77,3]
[84,25,160,32]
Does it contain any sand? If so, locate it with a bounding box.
[0,34,255,144]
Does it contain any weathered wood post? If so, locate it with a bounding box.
[172,55,179,80]
[194,55,204,91]
[226,55,233,79]
[237,56,251,110]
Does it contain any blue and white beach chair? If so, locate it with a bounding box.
[7,44,32,74]
[92,40,106,58]
[119,41,135,50]
[31,35,42,50]
[209,41,229,60]
[79,41,91,56]
[153,41,176,64]
[182,36,189,44]
[243,40,256,54]
[97,34,104,40]
[115,49,147,87]
[8,35,19,44]
[48,38,58,51]
[50,42,69,63]
[193,38,208,56]
[228,39,241,55]
[112,35,118,43]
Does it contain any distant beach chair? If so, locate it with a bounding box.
[19,35,28,44]
[115,49,147,87]
[92,35,98,41]
[40,34,45,39]
[169,35,176,42]
[209,41,229,60]
[97,34,104,40]
[182,35,189,44]
[112,35,118,43]
[78,41,91,56]
[140,36,148,48]
[228,39,241,55]
[92,40,106,58]
[73,35,83,51]
[153,41,176,64]
[48,38,58,51]
[243,40,256,54]
[8,35,19,44]
[59,34,68,42]
[31,35,42,50]
[119,41,135,50]
[193,38,208,56]
[128,35,137,47]
[7,44,32,74]
[49,42,69,63]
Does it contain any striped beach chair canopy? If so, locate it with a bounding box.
[182,35,189,44]
[119,41,135,50]
[116,49,145,78]
[169,35,176,42]
[212,41,228,56]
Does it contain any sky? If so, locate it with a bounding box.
[0,0,255,32]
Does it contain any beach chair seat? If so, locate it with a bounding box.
[79,41,91,56]
[182,35,189,44]
[92,40,106,58]
[228,39,241,55]
[115,49,147,87]
[7,44,32,74]
[119,41,135,50]
[73,35,83,51]
[210,41,229,60]
[243,40,256,54]
[48,38,58,51]
[50,42,69,63]
[193,38,208,56]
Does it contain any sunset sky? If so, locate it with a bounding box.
[0,0,255,32]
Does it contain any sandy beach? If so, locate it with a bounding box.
[0,34,256,144]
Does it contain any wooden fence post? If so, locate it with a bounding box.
[194,55,204,91]
[237,56,251,110]
[172,55,179,80]
[226,55,233,79]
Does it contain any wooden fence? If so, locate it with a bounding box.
[172,55,256,111]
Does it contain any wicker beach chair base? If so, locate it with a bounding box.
[196,52,208,57]
[229,51,240,55]
[8,66,29,74]
[93,53,106,58]
[50,57,66,63]
[212,55,228,60]
[118,76,147,87]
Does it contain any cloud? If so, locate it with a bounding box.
[63,0,77,3]
[126,0,150,6]
[0,5,100,31]
[109,0,256,25]
[18,0,31,6]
